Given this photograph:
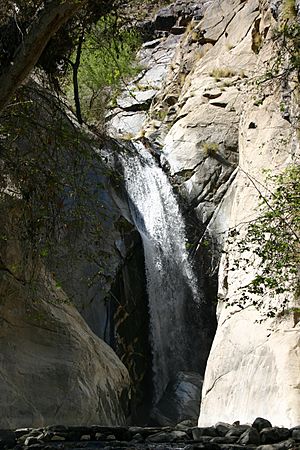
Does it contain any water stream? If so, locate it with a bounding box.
[121,142,201,401]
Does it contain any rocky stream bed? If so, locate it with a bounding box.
[2,419,300,450]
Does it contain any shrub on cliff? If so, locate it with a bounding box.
[227,164,300,317]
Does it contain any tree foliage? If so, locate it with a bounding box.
[0,0,173,121]
[0,0,143,112]
[261,0,300,85]
[0,0,85,110]
[65,15,142,123]
[0,0,170,279]
[227,165,300,317]
[0,0,114,75]
[271,19,300,83]
[0,81,115,283]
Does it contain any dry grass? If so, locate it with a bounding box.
[202,142,219,156]
[282,0,297,18]
[210,67,237,81]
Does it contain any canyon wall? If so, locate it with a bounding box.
[0,88,132,427]
[0,0,299,428]
[121,0,300,426]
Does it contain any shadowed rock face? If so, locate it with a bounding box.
[0,268,130,428]
[111,227,152,425]
[150,371,203,427]
[0,88,131,428]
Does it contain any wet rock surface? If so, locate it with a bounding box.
[1,419,300,450]
[150,372,203,427]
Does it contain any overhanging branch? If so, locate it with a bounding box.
[0,0,88,112]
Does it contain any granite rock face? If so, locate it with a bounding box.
[124,0,300,428]
[107,34,182,137]
[0,269,130,428]
[148,0,260,225]
[195,2,300,428]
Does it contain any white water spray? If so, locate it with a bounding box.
[121,142,200,400]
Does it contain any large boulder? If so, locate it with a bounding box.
[0,86,132,428]
[150,371,203,426]
[0,268,130,428]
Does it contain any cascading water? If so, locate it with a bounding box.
[120,142,202,401]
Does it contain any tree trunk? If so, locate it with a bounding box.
[72,31,85,125]
[0,0,88,113]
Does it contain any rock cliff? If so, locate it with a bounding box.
[111,0,300,427]
[0,86,132,427]
[0,0,299,429]
[192,1,300,427]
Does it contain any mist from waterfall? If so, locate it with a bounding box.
[121,142,201,401]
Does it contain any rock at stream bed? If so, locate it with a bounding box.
[1,418,300,450]
[150,371,203,426]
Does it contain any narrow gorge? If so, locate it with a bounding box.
[0,0,299,446]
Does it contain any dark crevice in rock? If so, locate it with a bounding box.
[110,231,153,425]
[212,152,235,167]
[0,266,26,285]
[117,98,154,113]
[210,101,228,108]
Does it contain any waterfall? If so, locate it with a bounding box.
[120,142,201,401]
